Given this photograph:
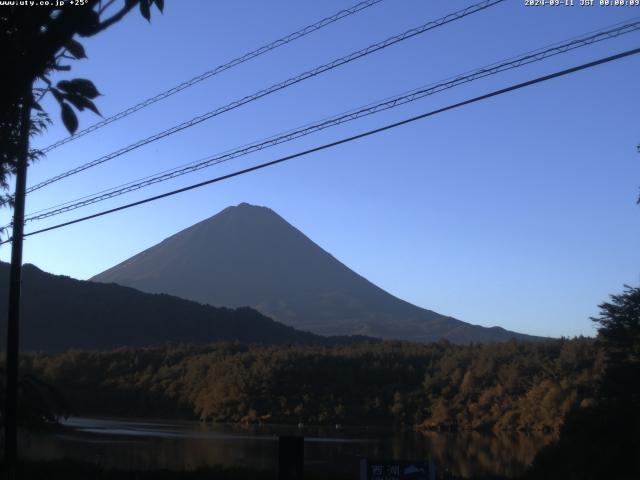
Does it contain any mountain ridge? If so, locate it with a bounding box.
[92,203,542,343]
[0,261,368,352]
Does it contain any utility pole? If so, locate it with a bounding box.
[4,85,32,473]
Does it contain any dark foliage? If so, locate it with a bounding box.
[21,338,601,432]
[592,285,640,403]
[0,372,68,429]
[0,0,163,209]
[526,286,640,479]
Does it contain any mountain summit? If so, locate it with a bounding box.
[92,203,538,343]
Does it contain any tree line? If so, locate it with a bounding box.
[16,337,601,434]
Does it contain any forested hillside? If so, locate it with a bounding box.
[0,262,343,351]
[22,338,601,432]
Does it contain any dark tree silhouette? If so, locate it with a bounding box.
[526,285,640,480]
[0,0,164,208]
[1,2,164,469]
[0,372,69,430]
[591,285,640,412]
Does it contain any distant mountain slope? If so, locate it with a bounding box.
[92,203,541,343]
[0,262,335,352]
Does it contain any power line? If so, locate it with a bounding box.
[26,0,505,194]
[38,0,386,154]
[26,16,640,219]
[6,45,638,245]
[22,19,640,223]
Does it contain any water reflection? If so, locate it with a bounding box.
[418,431,551,478]
[19,417,553,478]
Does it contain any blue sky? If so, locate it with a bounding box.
[2,0,639,338]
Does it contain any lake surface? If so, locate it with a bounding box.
[19,417,552,478]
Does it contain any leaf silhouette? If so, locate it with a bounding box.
[65,39,87,59]
[140,0,151,21]
[65,93,101,116]
[58,78,100,99]
[61,103,78,134]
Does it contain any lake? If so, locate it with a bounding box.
[19,417,552,478]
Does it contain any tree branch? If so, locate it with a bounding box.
[98,0,117,15]
[83,1,138,37]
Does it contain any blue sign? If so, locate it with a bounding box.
[360,459,435,480]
